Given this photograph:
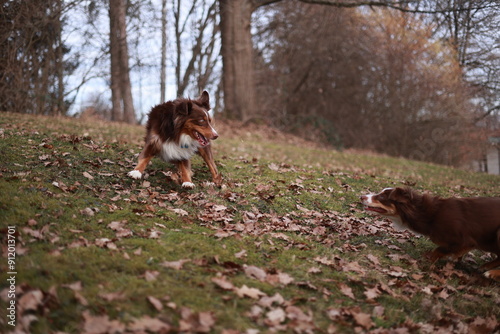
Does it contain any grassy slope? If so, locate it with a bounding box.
[0,112,499,333]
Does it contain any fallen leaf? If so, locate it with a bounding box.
[160,259,190,270]
[63,281,83,291]
[128,315,170,332]
[235,249,247,258]
[266,307,286,325]
[179,307,215,333]
[258,293,285,308]
[339,283,355,299]
[83,171,94,180]
[170,208,188,216]
[18,290,43,311]
[234,285,266,299]
[211,277,235,291]
[352,311,374,330]
[147,296,163,311]
[144,270,160,282]
[244,265,267,281]
[82,310,125,334]
[75,291,89,306]
[364,286,381,301]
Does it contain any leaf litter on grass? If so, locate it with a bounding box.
[0,113,499,333]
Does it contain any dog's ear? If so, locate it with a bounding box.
[177,100,193,115]
[198,91,210,109]
[390,187,412,203]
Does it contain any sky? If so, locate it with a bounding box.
[63,0,204,120]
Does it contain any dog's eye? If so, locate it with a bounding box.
[197,119,206,125]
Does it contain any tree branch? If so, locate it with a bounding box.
[297,0,500,14]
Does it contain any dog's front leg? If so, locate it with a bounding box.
[198,145,222,185]
[425,246,472,265]
[176,159,194,189]
[128,144,157,179]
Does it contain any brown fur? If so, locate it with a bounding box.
[128,91,221,188]
[360,187,500,280]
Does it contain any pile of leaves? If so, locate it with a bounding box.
[0,113,499,333]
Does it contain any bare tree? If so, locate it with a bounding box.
[254,3,480,165]
[0,0,70,115]
[172,0,219,98]
[109,0,135,123]
[428,0,500,123]
[160,0,168,103]
[218,0,500,122]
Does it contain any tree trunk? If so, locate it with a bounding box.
[109,0,135,123]
[109,0,122,121]
[160,0,167,103]
[116,0,135,124]
[219,0,256,121]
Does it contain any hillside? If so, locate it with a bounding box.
[0,112,499,333]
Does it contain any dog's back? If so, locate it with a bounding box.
[432,197,500,254]
[361,187,500,279]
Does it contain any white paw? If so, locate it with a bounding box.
[128,170,142,179]
[484,271,491,278]
[182,182,195,189]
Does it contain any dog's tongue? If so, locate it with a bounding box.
[366,206,387,214]
[195,131,208,146]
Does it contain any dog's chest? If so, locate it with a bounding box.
[160,134,199,162]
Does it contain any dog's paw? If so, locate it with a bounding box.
[181,182,195,189]
[128,170,142,179]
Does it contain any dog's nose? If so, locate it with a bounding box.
[211,131,219,140]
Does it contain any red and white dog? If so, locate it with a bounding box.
[360,187,500,280]
[128,91,221,188]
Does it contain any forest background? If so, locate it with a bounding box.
[1,0,499,166]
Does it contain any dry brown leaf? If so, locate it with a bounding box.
[266,307,286,325]
[144,270,160,282]
[211,277,235,291]
[364,286,381,301]
[244,265,267,281]
[307,267,322,274]
[339,283,355,300]
[160,259,190,270]
[82,310,125,334]
[258,293,285,308]
[234,285,266,299]
[128,315,170,332]
[366,254,381,266]
[62,281,82,291]
[170,208,188,216]
[235,249,247,258]
[18,290,43,312]
[74,291,89,306]
[147,296,163,311]
[352,311,374,330]
[98,291,126,302]
[342,261,366,274]
[83,171,94,180]
[179,307,215,333]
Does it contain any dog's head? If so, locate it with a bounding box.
[360,187,415,217]
[175,91,218,147]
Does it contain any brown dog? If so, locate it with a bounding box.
[128,91,221,188]
[360,187,500,279]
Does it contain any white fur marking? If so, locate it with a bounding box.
[128,170,142,179]
[182,182,195,189]
[205,110,218,138]
[160,134,199,162]
[363,194,374,204]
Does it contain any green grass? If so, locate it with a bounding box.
[0,112,499,333]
